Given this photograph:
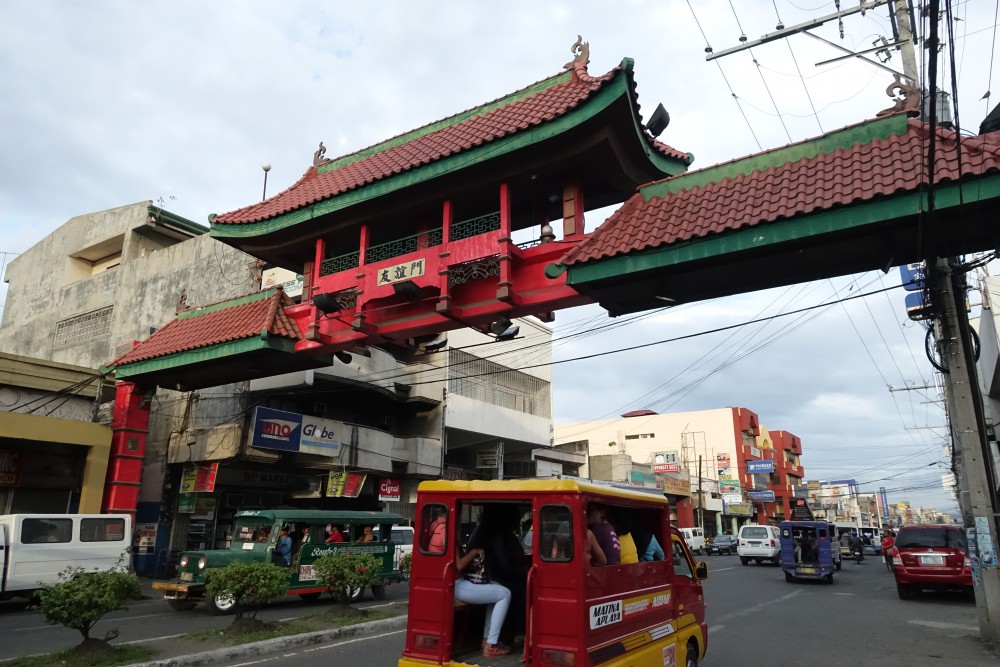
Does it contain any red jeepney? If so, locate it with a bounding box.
[399,479,708,667]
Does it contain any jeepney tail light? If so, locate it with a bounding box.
[413,634,440,650]
[541,649,576,666]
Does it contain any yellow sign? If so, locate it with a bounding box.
[180,466,197,494]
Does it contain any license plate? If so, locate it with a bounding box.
[798,567,817,574]
[749,541,760,546]
[180,572,193,582]
[921,555,944,565]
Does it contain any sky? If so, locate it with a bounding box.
[2,1,998,513]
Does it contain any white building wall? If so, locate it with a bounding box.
[555,408,740,482]
[446,394,551,446]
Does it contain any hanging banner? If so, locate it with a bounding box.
[178,492,196,513]
[879,486,890,519]
[326,470,367,498]
[180,466,198,494]
[378,478,401,502]
[194,462,219,492]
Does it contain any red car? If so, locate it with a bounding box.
[892,524,973,600]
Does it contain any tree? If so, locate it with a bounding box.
[34,563,141,648]
[314,551,382,606]
[204,561,289,622]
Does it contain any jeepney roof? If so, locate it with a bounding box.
[418,478,669,505]
[233,509,405,523]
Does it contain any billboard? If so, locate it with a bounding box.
[747,490,776,502]
[652,462,681,474]
[250,407,345,456]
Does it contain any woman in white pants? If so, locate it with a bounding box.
[454,545,512,658]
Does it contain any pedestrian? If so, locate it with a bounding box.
[881,530,895,572]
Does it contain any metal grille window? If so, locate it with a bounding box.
[53,306,113,349]
[447,349,550,418]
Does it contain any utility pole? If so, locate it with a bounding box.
[697,455,704,534]
[706,0,1000,647]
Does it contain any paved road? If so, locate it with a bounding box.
[209,554,995,667]
[0,580,410,661]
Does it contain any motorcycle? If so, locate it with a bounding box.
[852,546,864,564]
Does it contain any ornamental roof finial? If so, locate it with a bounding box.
[564,35,590,75]
[876,73,921,118]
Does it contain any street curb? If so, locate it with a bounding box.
[123,614,408,667]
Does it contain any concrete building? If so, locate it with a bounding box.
[0,353,113,513]
[556,407,806,534]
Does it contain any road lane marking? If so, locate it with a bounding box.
[303,628,406,652]
[715,590,801,623]
[710,567,736,572]
[909,620,979,632]
[120,633,185,645]
[833,592,856,596]
[708,625,725,633]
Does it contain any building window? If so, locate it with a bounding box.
[447,349,551,418]
[53,306,114,349]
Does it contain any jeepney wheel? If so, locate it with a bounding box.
[299,592,322,601]
[207,592,237,615]
[168,600,197,612]
[371,583,386,599]
[784,571,794,583]
[685,639,699,667]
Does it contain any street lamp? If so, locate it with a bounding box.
[262,163,271,201]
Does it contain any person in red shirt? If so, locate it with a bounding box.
[325,524,344,543]
[880,531,896,572]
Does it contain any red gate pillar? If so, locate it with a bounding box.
[675,497,695,528]
[102,381,151,520]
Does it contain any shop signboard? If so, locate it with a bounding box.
[379,478,401,502]
[746,460,774,474]
[724,502,752,516]
[716,453,734,481]
[192,496,216,520]
[250,407,302,452]
[747,490,776,502]
[722,493,743,504]
[299,415,345,457]
[194,462,219,493]
[476,447,499,468]
[652,462,680,474]
[376,258,427,287]
[261,267,304,298]
[326,470,367,498]
[0,450,22,486]
[178,492,196,513]
[135,523,158,556]
[629,470,657,488]
[658,475,691,496]
[218,467,318,492]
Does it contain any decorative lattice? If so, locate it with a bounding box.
[448,256,500,287]
[320,251,360,277]
[54,306,114,349]
[451,212,500,242]
[332,289,358,310]
[366,228,442,264]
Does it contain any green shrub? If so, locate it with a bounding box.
[314,552,382,604]
[399,553,412,580]
[204,561,289,620]
[34,563,141,643]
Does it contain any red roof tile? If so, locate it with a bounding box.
[213,62,690,226]
[559,117,1000,267]
[108,288,299,367]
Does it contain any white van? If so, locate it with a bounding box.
[679,527,706,555]
[373,525,415,573]
[737,523,781,565]
[0,514,132,600]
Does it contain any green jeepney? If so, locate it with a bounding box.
[154,509,406,613]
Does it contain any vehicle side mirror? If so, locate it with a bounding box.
[696,561,708,580]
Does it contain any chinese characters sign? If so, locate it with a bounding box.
[376,258,426,287]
